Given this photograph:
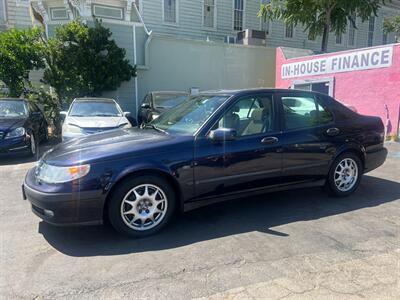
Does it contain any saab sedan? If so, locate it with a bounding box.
[23,89,387,237]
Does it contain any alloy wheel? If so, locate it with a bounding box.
[334,158,358,192]
[120,184,168,231]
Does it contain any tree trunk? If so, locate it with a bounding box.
[321,23,329,52]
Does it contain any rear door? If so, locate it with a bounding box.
[276,91,338,184]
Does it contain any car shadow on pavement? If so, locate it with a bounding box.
[38,175,400,257]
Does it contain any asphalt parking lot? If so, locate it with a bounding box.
[0,142,399,300]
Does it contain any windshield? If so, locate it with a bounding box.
[151,95,229,134]
[153,94,188,109]
[69,101,122,117]
[0,100,27,118]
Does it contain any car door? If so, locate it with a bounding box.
[31,103,46,139]
[27,103,40,137]
[277,91,337,184]
[193,93,282,199]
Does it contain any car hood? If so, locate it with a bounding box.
[65,116,129,128]
[0,117,26,132]
[42,128,190,166]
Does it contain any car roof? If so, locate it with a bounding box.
[198,88,328,97]
[151,91,189,95]
[73,97,117,103]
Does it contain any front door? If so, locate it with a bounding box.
[193,93,282,199]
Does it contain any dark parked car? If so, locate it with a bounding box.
[138,91,189,125]
[0,98,48,157]
[23,89,387,237]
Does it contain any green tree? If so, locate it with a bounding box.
[42,19,136,104]
[383,15,400,42]
[0,28,44,97]
[259,0,386,52]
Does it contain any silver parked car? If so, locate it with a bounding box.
[61,98,132,142]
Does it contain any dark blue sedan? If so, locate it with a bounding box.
[23,89,387,237]
[1,98,48,157]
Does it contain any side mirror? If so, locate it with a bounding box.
[124,112,137,127]
[59,111,67,121]
[141,103,151,109]
[209,128,237,143]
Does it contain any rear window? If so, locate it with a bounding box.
[322,95,358,121]
[282,95,333,130]
[153,94,188,109]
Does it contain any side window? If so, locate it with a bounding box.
[317,99,334,125]
[282,95,333,130]
[215,94,274,137]
[27,103,35,114]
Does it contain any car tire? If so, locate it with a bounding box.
[327,152,363,197]
[107,175,176,238]
[27,132,37,157]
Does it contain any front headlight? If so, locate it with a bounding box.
[36,162,90,183]
[63,124,82,134]
[5,127,25,139]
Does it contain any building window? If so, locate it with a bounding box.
[50,8,69,20]
[93,5,124,20]
[233,0,244,31]
[348,14,356,46]
[224,36,236,44]
[285,23,293,38]
[335,32,342,44]
[16,0,29,6]
[164,0,177,23]
[1,0,7,21]
[367,16,375,47]
[203,0,216,28]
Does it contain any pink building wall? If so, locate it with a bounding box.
[275,44,400,135]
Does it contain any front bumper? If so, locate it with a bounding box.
[23,180,105,226]
[0,136,30,155]
[364,147,388,173]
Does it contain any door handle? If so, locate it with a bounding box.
[326,127,340,136]
[261,137,279,145]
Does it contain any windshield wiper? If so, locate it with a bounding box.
[143,124,168,134]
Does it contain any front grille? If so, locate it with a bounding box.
[81,127,117,134]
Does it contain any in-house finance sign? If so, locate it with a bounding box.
[281,46,393,79]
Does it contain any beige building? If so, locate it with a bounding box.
[0,0,33,31]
